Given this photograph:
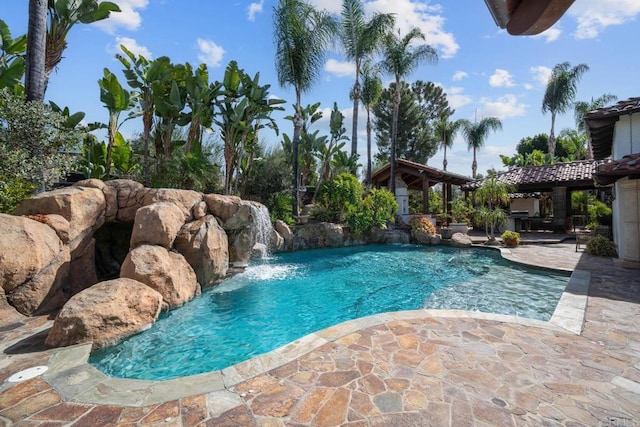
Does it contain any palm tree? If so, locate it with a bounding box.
[379,28,437,195]
[474,176,512,242]
[46,0,120,89]
[117,47,174,185]
[25,0,47,101]
[340,0,395,166]
[574,93,617,159]
[360,61,383,185]
[541,62,589,156]
[273,0,337,217]
[461,117,502,179]
[435,114,463,171]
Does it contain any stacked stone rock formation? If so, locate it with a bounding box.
[0,179,280,348]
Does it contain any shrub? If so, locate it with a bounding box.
[501,230,520,247]
[313,172,363,223]
[409,216,436,235]
[270,192,295,226]
[345,187,397,235]
[586,235,616,257]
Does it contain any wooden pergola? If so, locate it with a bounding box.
[370,158,473,217]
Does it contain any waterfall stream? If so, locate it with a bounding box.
[250,203,275,254]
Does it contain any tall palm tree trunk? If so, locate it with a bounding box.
[548,112,557,156]
[390,85,400,195]
[472,148,478,179]
[351,79,360,172]
[292,94,303,218]
[366,108,372,185]
[25,0,47,102]
[443,144,448,171]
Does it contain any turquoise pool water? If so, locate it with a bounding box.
[89,244,569,380]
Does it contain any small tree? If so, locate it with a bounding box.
[474,177,512,242]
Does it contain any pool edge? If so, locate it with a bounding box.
[42,246,587,407]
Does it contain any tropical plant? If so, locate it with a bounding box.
[98,68,136,178]
[409,216,436,235]
[473,176,512,241]
[46,0,120,88]
[586,235,616,257]
[0,20,27,94]
[314,102,348,200]
[379,28,437,194]
[346,187,397,235]
[117,47,174,185]
[541,62,589,155]
[339,0,394,163]
[313,172,363,223]
[435,113,463,171]
[360,61,383,184]
[501,230,520,247]
[450,198,473,224]
[273,0,337,217]
[461,117,502,178]
[25,0,47,101]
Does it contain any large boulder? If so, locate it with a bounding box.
[68,238,98,296]
[204,194,251,229]
[174,215,229,287]
[75,179,118,222]
[293,222,345,251]
[0,214,71,315]
[45,278,163,348]
[130,202,185,249]
[450,232,473,248]
[0,287,25,327]
[120,245,200,308]
[13,186,106,242]
[143,189,202,222]
[105,179,147,223]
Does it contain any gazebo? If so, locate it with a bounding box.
[461,160,607,233]
[370,159,473,223]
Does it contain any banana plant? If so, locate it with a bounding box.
[152,63,188,173]
[0,20,27,93]
[183,63,220,154]
[98,68,136,178]
[117,47,174,184]
[314,102,349,201]
[46,0,120,88]
[48,101,85,129]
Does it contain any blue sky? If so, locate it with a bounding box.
[3,0,639,178]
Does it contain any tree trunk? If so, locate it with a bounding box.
[549,112,556,156]
[142,110,152,186]
[390,83,400,196]
[366,108,372,186]
[472,148,477,179]
[25,0,47,102]
[351,78,360,173]
[292,107,302,218]
[443,144,448,171]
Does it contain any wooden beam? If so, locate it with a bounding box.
[507,0,574,35]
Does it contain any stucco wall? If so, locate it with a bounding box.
[613,177,640,263]
[612,113,640,159]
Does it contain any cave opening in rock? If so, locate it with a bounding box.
[94,222,133,282]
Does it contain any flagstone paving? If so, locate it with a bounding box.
[1,243,639,426]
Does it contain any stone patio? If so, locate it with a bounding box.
[1,243,639,426]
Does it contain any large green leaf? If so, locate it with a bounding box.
[0,57,25,90]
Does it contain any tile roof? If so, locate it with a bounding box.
[585,97,640,159]
[593,153,640,185]
[462,160,604,191]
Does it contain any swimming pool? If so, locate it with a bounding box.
[89,244,569,380]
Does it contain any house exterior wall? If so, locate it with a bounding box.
[612,114,640,159]
[611,111,640,264]
[613,177,640,263]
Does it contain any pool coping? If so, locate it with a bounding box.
[41,246,590,408]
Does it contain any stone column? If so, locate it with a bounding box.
[552,186,567,233]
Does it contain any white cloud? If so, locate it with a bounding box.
[197,39,225,68]
[366,0,459,59]
[478,94,527,120]
[442,86,472,110]
[452,71,468,81]
[532,27,561,43]
[94,0,149,33]
[523,83,534,90]
[529,65,552,86]
[568,0,640,39]
[325,59,356,78]
[247,0,264,22]
[308,0,341,14]
[111,36,151,58]
[489,69,515,88]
